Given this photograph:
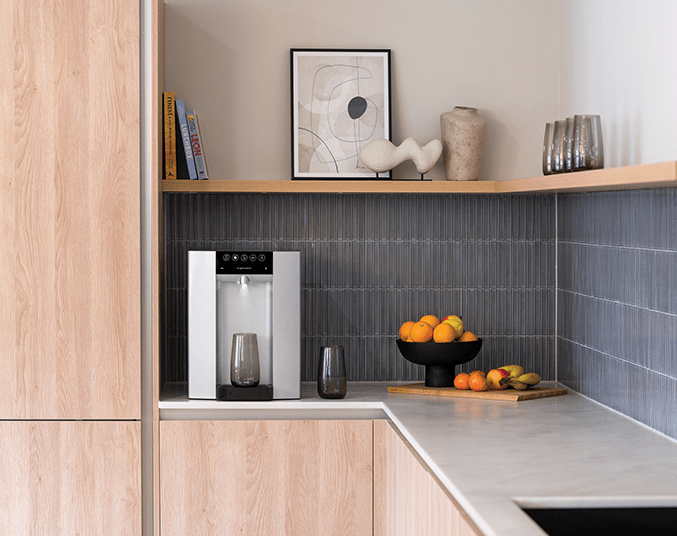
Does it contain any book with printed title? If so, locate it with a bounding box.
[175,98,197,180]
[187,110,209,180]
[163,91,177,180]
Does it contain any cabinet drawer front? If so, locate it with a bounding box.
[160,420,373,536]
[0,421,141,536]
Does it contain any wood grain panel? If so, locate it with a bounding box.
[160,420,373,536]
[384,422,428,536]
[161,161,677,194]
[426,471,481,536]
[376,422,483,536]
[152,1,164,534]
[0,0,140,419]
[373,420,387,536]
[388,383,568,401]
[495,160,677,193]
[0,420,141,536]
[162,178,497,194]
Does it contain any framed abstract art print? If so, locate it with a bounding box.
[291,49,392,180]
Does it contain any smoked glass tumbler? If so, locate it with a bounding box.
[231,333,260,387]
[542,122,555,175]
[573,115,604,171]
[563,117,574,172]
[318,346,347,399]
[552,120,567,173]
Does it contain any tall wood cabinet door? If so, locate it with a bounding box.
[0,420,141,535]
[160,420,373,536]
[374,421,483,536]
[426,473,481,536]
[0,0,140,419]
[375,420,428,536]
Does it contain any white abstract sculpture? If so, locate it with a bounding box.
[359,137,443,175]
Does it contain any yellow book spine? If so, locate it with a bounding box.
[163,91,177,180]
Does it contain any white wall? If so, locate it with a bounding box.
[560,0,677,167]
[165,0,560,181]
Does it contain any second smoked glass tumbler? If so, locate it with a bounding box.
[318,346,347,399]
[573,114,604,171]
[231,333,260,387]
[542,122,555,175]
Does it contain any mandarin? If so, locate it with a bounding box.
[458,331,478,342]
[468,373,489,391]
[398,320,415,341]
[433,322,455,343]
[409,321,433,343]
[419,315,441,329]
[453,372,470,390]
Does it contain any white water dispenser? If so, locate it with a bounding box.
[187,251,300,400]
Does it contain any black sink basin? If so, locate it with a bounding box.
[522,506,677,535]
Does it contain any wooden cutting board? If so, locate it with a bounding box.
[387,382,568,401]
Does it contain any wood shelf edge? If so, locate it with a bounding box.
[162,179,498,194]
[497,161,677,193]
[161,161,677,194]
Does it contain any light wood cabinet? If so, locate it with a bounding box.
[0,0,142,532]
[374,420,482,536]
[0,0,140,420]
[0,420,141,535]
[160,419,373,536]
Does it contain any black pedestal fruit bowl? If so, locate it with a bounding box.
[396,338,483,387]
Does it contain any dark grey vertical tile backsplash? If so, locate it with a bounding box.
[163,193,556,385]
[557,188,677,440]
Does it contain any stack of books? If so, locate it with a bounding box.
[163,91,209,180]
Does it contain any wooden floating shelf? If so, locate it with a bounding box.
[162,161,677,195]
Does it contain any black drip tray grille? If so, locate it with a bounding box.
[217,384,273,401]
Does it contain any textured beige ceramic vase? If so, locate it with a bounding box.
[440,107,486,181]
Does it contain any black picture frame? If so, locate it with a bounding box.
[291,48,392,180]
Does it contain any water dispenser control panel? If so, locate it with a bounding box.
[216,251,273,275]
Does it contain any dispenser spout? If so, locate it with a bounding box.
[238,275,250,285]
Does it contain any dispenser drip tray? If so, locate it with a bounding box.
[217,384,274,401]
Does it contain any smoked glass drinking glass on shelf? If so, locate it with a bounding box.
[543,115,603,175]
[552,120,567,174]
[573,114,604,171]
[563,117,574,172]
[542,122,555,175]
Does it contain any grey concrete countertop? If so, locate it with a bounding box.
[160,381,677,536]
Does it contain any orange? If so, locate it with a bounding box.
[458,331,478,342]
[419,315,440,329]
[409,321,433,343]
[433,322,455,343]
[468,373,489,391]
[453,372,470,390]
[470,370,486,378]
[398,321,415,341]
